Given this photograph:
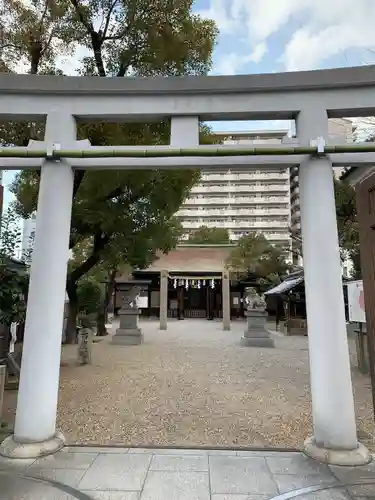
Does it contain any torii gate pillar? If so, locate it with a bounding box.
[297,109,370,465]
[0,114,81,459]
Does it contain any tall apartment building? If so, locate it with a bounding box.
[21,213,37,259]
[177,130,291,248]
[290,118,355,265]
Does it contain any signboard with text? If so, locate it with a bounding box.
[347,280,366,323]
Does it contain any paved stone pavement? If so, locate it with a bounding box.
[0,446,374,500]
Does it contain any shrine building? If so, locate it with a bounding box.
[115,244,258,329]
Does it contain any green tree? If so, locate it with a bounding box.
[288,176,361,279]
[334,177,361,278]
[0,208,28,327]
[188,226,230,244]
[7,0,218,342]
[1,0,74,74]
[0,0,75,144]
[226,232,291,288]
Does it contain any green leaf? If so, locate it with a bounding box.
[226,232,291,284]
[6,0,218,290]
[188,226,231,244]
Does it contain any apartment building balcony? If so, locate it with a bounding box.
[290,184,300,195]
[232,233,291,241]
[177,208,291,217]
[190,184,289,194]
[183,196,290,205]
[200,172,289,182]
[181,220,289,229]
[291,210,301,221]
[291,221,301,231]
[290,178,299,190]
[222,139,283,146]
[290,193,300,204]
[290,166,299,179]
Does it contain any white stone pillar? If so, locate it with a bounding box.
[170,116,199,147]
[159,270,168,330]
[297,109,370,465]
[0,114,76,459]
[162,118,197,331]
[222,271,231,331]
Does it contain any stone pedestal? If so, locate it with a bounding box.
[111,309,143,345]
[111,280,150,346]
[241,310,275,348]
[111,285,143,346]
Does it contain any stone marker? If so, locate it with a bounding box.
[241,287,274,348]
[77,324,93,365]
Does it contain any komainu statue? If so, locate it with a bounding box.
[244,287,266,311]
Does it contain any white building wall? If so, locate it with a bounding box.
[21,213,37,259]
[177,130,291,248]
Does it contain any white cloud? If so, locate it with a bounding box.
[249,42,267,64]
[198,0,375,71]
[214,42,267,75]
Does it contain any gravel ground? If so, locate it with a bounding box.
[2,319,375,450]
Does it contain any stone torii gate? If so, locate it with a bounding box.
[1,66,375,465]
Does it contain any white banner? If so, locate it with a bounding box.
[136,295,148,309]
[347,280,366,323]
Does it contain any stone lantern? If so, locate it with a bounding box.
[111,279,151,345]
[241,287,274,348]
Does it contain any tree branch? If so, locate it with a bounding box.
[69,0,93,31]
[67,182,150,280]
[39,0,49,30]
[69,232,111,283]
[69,0,107,76]
[90,32,106,76]
[102,0,118,39]
[117,50,135,77]
[100,185,127,202]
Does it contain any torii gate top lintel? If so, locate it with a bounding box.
[1,64,375,122]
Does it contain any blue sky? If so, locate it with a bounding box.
[196,0,375,76]
[3,0,375,210]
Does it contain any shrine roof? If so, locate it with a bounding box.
[138,244,235,273]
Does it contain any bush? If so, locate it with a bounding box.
[77,279,102,316]
[0,260,28,326]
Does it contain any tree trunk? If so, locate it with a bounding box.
[97,286,107,337]
[96,307,107,336]
[65,281,78,344]
[97,271,116,336]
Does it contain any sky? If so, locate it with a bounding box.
[2,0,375,210]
